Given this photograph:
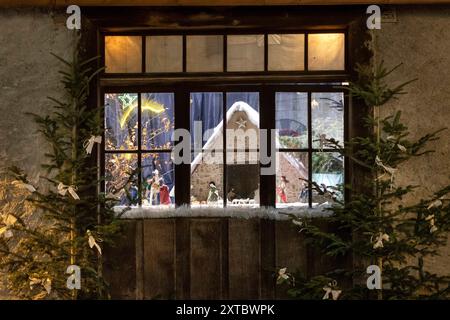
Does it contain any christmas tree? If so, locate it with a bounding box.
[278,62,450,300]
[0,39,124,299]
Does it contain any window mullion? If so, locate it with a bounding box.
[259,85,275,207]
[223,92,227,208]
[175,88,190,207]
[307,91,313,208]
[137,93,142,206]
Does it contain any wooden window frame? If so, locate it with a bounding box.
[87,6,371,212]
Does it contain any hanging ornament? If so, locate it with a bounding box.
[425,214,438,233]
[375,156,398,189]
[87,229,102,255]
[397,144,407,152]
[57,182,80,200]
[83,135,102,155]
[11,180,36,193]
[427,198,443,210]
[372,232,390,249]
[277,267,290,283]
[118,93,137,110]
[386,136,407,153]
[322,280,342,300]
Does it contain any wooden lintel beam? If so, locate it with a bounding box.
[1,0,450,7]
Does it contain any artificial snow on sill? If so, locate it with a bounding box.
[114,202,334,220]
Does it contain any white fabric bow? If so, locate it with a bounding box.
[387,136,407,152]
[12,180,36,193]
[425,214,438,233]
[0,214,17,238]
[373,232,390,249]
[397,144,407,152]
[83,135,102,155]
[427,199,443,210]
[29,277,52,295]
[322,281,342,300]
[87,229,102,255]
[277,268,289,283]
[375,156,398,189]
[57,182,80,200]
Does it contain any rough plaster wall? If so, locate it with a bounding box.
[374,5,450,275]
[0,8,72,299]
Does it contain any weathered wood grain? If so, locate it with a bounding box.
[189,219,222,299]
[228,219,261,299]
[143,219,176,299]
[103,220,137,299]
[275,220,308,299]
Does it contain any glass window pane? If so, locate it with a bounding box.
[105,93,138,150]
[105,36,142,73]
[276,92,308,149]
[190,92,223,153]
[105,153,138,206]
[191,151,224,208]
[141,93,174,150]
[276,152,309,208]
[268,34,305,71]
[312,152,344,206]
[308,33,345,71]
[187,35,223,72]
[227,35,264,72]
[311,92,344,148]
[142,153,174,207]
[146,36,182,72]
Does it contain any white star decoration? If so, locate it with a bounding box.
[236,117,247,129]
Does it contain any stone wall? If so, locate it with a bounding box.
[373,5,450,275]
[0,8,72,299]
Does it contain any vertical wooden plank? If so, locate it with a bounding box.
[190,219,222,299]
[260,219,276,299]
[275,220,308,299]
[175,218,190,299]
[228,219,260,299]
[220,218,229,299]
[143,219,176,299]
[103,220,137,299]
[135,220,144,300]
[306,220,351,289]
[307,218,336,277]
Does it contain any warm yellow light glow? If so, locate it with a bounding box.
[308,33,345,71]
[119,104,137,128]
[105,36,142,73]
[142,99,165,114]
[119,100,165,128]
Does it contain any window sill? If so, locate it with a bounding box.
[114,203,333,220]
